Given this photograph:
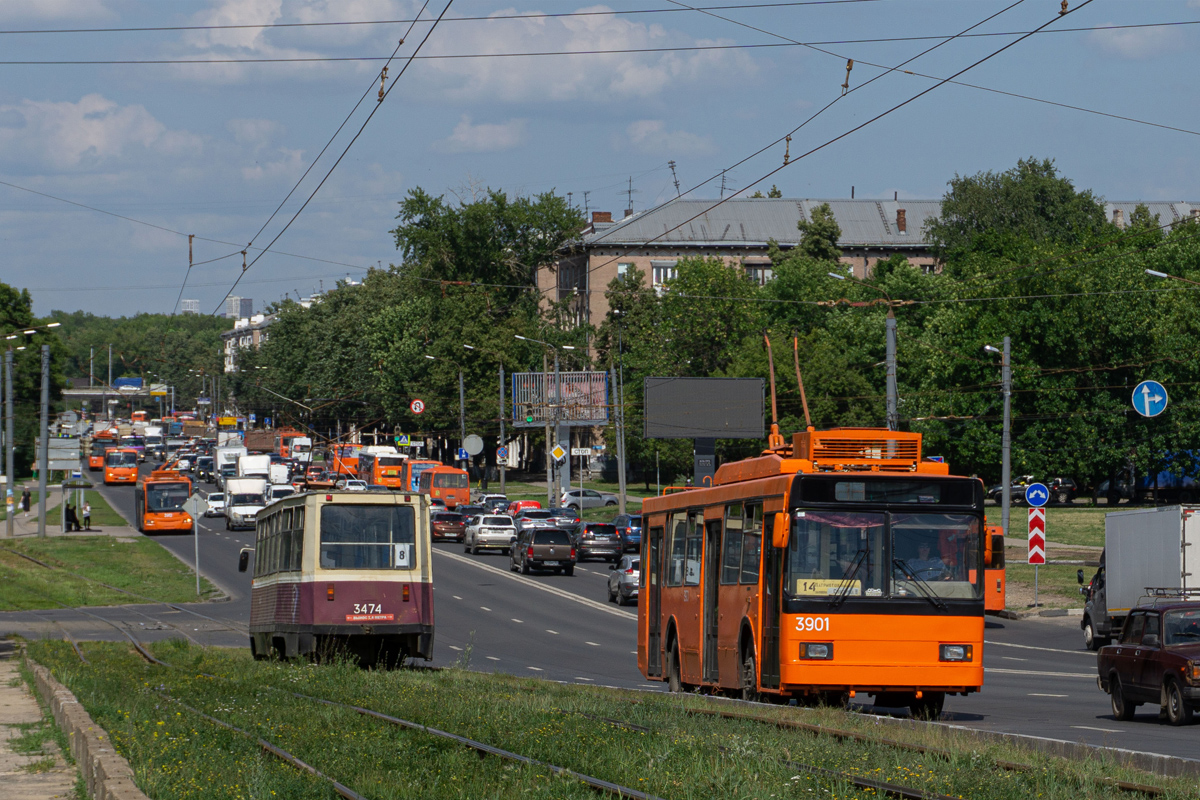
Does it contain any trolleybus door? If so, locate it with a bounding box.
[646,525,663,677]
[760,539,782,690]
[702,518,722,684]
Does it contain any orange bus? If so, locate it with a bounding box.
[984,523,1006,614]
[400,459,441,493]
[134,470,193,533]
[104,447,140,485]
[357,449,408,489]
[88,429,119,471]
[131,410,149,423]
[417,465,469,509]
[329,444,362,476]
[639,427,986,719]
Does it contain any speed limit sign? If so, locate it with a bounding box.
[409,398,425,414]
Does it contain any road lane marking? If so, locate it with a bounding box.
[985,640,1091,656]
[985,667,1095,679]
[453,595,462,600]
[480,606,491,611]
[511,619,523,623]
[1001,656,1028,662]
[448,645,463,651]
[527,666,543,671]
[486,656,500,661]
[546,630,558,635]
[433,548,637,620]
[585,641,600,646]
[575,677,593,681]
[1072,725,1120,733]
[1028,693,1068,697]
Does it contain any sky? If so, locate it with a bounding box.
[1,0,1197,318]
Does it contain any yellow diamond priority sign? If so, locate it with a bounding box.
[551,444,566,461]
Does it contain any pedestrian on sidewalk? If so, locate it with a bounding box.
[65,504,81,532]
[20,488,30,515]
[82,501,91,530]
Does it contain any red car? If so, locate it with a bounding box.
[506,500,542,516]
[1097,600,1200,725]
[430,511,467,542]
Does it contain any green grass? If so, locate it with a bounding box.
[1006,563,1089,608]
[25,639,1196,800]
[1041,507,1106,548]
[0,537,219,610]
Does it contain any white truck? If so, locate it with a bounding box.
[1080,505,1200,649]
[237,453,272,480]
[214,445,248,490]
[290,436,314,466]
[143,425,164,460]
[269,462,290,485]
[224,477,268,531]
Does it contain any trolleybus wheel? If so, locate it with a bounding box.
[739,649,759,702]
[1110,674,1137,721]
[908,692,945,720]
[667,642,683,693]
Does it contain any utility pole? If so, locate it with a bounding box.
[458,367,466,465]
[668,160,681,197]
[499,365,506,494]
[885,308,898,431]
[5,350,12,539]
[544,353,553,510]
[37,344,49,538]
[612,366,627,515]
[1000,336,1012,539]
[89,347,94,388]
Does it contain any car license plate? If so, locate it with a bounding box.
[543,560,560,566]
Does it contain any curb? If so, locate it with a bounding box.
[24,653,151,800]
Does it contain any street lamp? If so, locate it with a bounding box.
[514,335,577,507]
[984,339,1012,541]
[2,321,62,539]
[609,310,629,514]
[1146,269,1200,287]
[828,272,898,431]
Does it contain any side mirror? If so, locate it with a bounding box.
[1142,633,1160,648]
[238,547,253,573]
[771,512,789,549]
[1076,569,1085,585]
[608,563,617,571]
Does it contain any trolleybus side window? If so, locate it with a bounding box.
[785,511,885,598]
[666,512,688,587]
[320,504,416,570]
[721,504,744,585]
[890,513,981,599]
[685,511,703,586]
[740,503,763,585]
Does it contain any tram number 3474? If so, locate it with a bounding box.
[795,616,831,632]
[353,603,384,615]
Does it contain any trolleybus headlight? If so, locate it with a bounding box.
[939,644,973,662]
[798,643,832,660]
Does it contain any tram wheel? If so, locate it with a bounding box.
[739,649,760,702]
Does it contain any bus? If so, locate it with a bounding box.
[638,427,986,719]
[88,429,119,471]
[984,523,1006,614]
[120,434,146,462]
[134,470,193,533]
[104,447,140,485]
[239,490,434,667]
[131,410,149,423]
[329,444,362,477]
[417,465,470,509]
[358,448,408,489]
[400,459,441,494]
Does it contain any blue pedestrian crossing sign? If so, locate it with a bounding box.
[1132,380,1168,418]
[1024,482,1050,508]
[395,435,410,446]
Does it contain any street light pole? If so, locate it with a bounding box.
[38,344,49,538]
[985,338,1013,538]
[4,350,12,538]
[499,364,506,494]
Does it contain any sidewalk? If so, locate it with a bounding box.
[4,481,139,541]
[0,642,77,799]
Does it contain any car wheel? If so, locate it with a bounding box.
[1110,674,1137,721]
[617,591,630,607]
[564,565,574,576]
[1165,679,1194,726]
[1083,618,1108,651]
[605,500,616,507]
[463,539,470,553]
[608,584,616,602]
[521,559,530,575]
[1057,491,1071,505]
[909,692,945,721]
[739,648,758,702]
[668,641,683,693]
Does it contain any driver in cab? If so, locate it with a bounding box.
[902,541,949,581]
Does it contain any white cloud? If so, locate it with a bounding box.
[227,118,282,148]
[1089,22,1183,59]
[433,116,527,153]
[0,94,203,171]
[241,148,305,181]
[626,120,715,156]
[0,0,109,20]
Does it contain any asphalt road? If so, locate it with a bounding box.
[2,466,1195,765]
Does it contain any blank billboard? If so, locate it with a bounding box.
[644,377,764,439]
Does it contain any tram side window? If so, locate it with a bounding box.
[684,511,703,586]
[740,503,763,585]
[721,504,744,584]
[666,512,687,587]
[290,510,303,572]
[319,504,416,569]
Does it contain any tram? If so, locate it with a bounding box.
[639,426,987,718]
[240,489,434,667]
[134,470,193,533]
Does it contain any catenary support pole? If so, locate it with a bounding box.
[499,365,506,494]
[885,309,898,432]
[613,365,627,515]
[1001,336,1012,540]
[5,350,13,539]
[38,344,49,538]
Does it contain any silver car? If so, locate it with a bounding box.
[607,554,640,606]
[464,514,517,555]
[560,488,619,510]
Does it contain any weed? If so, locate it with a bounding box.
[20,756,58,773]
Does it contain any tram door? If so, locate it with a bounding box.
[760,538,782,690]
[701,518,722,683]
[646,525,663,677]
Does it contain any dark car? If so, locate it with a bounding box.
[1096,601,1200,725]
[612,513,642,553]
[195,455,215,483]
[577,523,622,562]
[430,511,466,542]
[545,507,582,537]
[509,527,576,575]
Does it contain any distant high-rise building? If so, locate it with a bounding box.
[224,296,243,319]
[180,299,200,314]
[239,297,253,318]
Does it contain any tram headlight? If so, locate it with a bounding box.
[798,643,832,660]
[939,644,973,662]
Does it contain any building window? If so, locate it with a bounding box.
[617,262,634,280]
[745,266,774,286]
[650,259,677,287]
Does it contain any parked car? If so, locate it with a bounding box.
[204,492,225,517]
[545,507,582,537]
[988,476,1077,505]
[1096,600,1200,725]
[577,522,622,562]
[561,488,619,510]
[612,513,642,553]
[464,514,517,555]
[514,509,556,532]
[506,500,542,516]
[509,527,576,575]
[986,476,1035,504]
[1047,477,1079,504]
[607,554,640,605]
[431,511,467,542]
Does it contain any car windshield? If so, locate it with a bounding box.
[533,530,571,545]
[146,483,189,512]
[483,516,512,526]
[230,494,262,506]
[433,513,464,523]
[1164,609,1200,644]
[209,494,224,502]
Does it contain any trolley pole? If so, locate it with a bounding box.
[499,365,506,494]
[38,344,49,538]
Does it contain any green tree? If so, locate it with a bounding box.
[1,282,69,476]
[795,202,842,262]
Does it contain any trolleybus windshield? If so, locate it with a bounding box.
[146,483,189,512]
[106,451,138,468]
[785,511,885,599]
[319,504,416,569]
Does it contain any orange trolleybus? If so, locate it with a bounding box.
[329,444,362,477]
[357,448,409,489]
[639,426,986,718]
[103,447,140,486]
[134,470,193,534]
[88,429,119,471]
[417,465,470,509]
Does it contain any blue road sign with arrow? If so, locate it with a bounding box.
[1024,482,1049,508]
[1132,380,1168,418]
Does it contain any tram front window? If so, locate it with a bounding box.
[785,511,885,599]
[891,513,981,599]
[319,504,416,569]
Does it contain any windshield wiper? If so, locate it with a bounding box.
[829,549,868,609]
[892,559,947,610]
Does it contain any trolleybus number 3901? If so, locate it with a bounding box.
[795,616,831,632]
